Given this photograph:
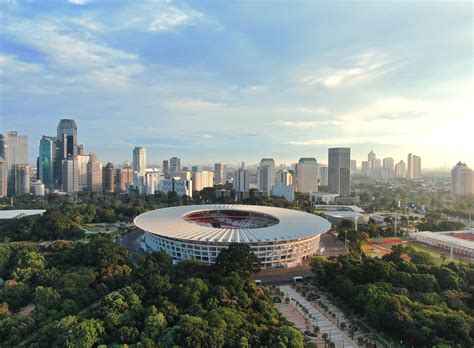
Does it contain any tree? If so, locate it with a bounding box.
[141,305,167,342]
[273,326,304,348]
[2,279,30,311]
[161,315,224,348]
[12,250,45,282]
[214,243,261,278]
[33,286,61,309]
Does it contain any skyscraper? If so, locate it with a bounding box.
[214,162,226,185]
[382,157,395,179]
[407,153,421,179]
[295,157,318,193]
[361,161,370,177]
[276,169,293,186]
[116,162,133,192]
[395,160,406,177]
[57,119,78,159]
[233,167,249,193]
[328,147,351,196]
[162,160,169,178]
[133,147,147,188]
[76,154,90,191]
[87,153,102,192]
[318,164,328,186]
[38,135,57,188]
[451,162,473,197]
[62,158,79,193]
[350,160,357,174]
[55,119,78,187]
[192,171,214,191]
[170,157,181,173]
[0,158,7,197]
[102,162,115,193]
[257,158,275,195]
[2,131,28,196]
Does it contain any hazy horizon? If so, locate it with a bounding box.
[1,1,473,168]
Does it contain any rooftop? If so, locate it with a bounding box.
[134,204,331,243]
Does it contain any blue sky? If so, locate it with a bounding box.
[1,0,472,168]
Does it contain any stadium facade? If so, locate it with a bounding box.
[134,204,332,268]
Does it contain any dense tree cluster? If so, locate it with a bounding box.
[310,248,474,347]
[0,240,302,347]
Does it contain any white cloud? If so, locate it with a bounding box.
[68,0,89,5]
[2,18,142,90]
[269,120,342,128]
[0,55,43,74]
[301,51,398,88]
[278,106,330,115]
[121,2,205,32]
[162,98,224,110]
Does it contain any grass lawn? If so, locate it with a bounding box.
[363,238,471,265]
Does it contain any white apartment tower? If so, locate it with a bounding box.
[133,147,147,187]
[395,160,406,177]
[407,153,421,179]
[257,158,275,195]
[192,171,214,191]
[295,157,318,193]
[451,162,473,197]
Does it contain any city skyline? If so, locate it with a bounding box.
[1,1,472,167]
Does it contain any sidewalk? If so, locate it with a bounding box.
[280,285,357,348]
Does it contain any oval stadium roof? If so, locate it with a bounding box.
[134,204,331,243]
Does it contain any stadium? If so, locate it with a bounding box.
[134,204,332,268]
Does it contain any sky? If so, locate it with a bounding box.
[0,0,473,168]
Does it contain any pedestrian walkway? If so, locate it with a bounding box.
[280,285,357,348]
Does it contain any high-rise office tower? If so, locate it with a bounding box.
[318,164,328,186]
[328,147,351,196]
[2,131,28,196]
[170,157,181,173]
[133,147,147,188]
[87,153,102,192]
[276,169,293,186]
[233,167,249,192]
[38,135,57,188]
[57,119,78,159]
[295,157,318,193]
[0,158,7,197]
[451,162,473,197]
[162,160,169,177]
[76,154,90,191]
[350,160,357,174]
[214,163,226,185]
[116,162,133,192]
[102,162,115,193]
[368,150,376,163]
[257,158,275,195]
[192,171,214,191]
[407,153,421,179]
[394,160,406,177]
[55,119,78,187]
[62,158,79,193]
[361,161,370,177]
[382,157,395,179]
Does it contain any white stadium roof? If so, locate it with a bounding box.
[0,210,46,219]
[134,204,331,243]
